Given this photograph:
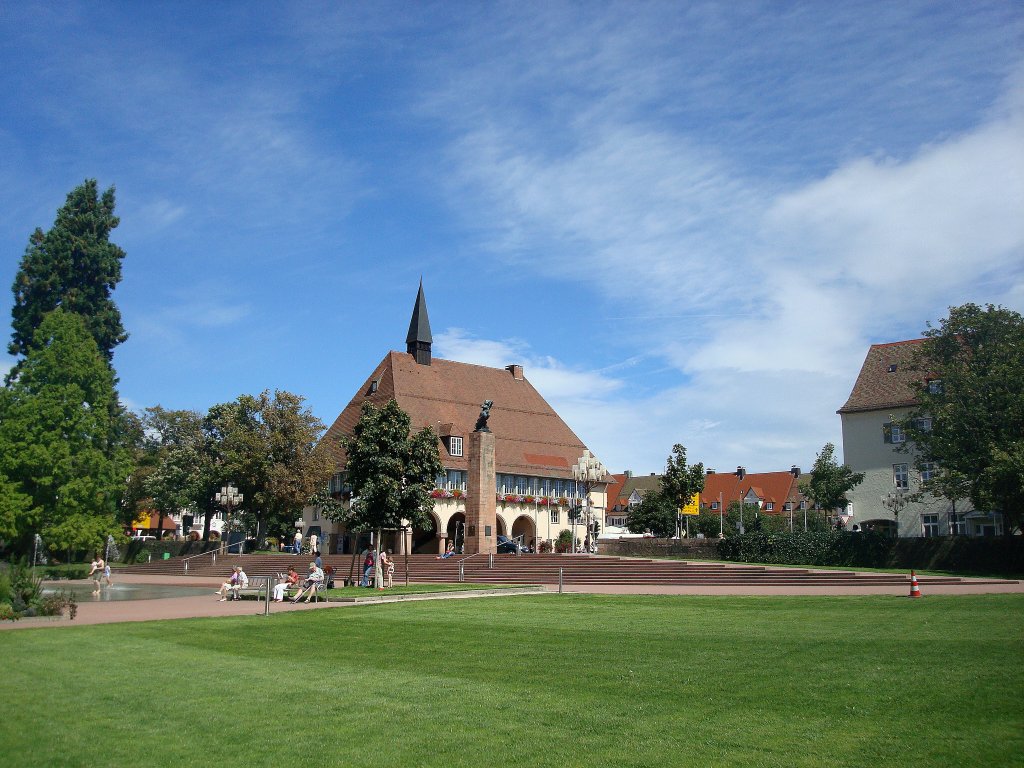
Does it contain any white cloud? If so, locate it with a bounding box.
[436,328,623,402]
[432,31,1024,473]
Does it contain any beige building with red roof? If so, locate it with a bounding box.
[838,340,999,537]
[304,284,609,554]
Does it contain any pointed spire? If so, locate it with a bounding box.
[406,278,432,365]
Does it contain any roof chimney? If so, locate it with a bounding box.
[790,465,801,478]
[506,364,524,380]
[624,470,633,478]
[735,466,746,481]
[706,468,716,475]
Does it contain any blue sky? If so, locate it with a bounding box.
[1,1,1022,476]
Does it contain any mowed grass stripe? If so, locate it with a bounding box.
[0,594,1020,768]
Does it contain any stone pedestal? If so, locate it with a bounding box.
[465,430,497,554]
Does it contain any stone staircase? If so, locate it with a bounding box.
[117,552,1015,588]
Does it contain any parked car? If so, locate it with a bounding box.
[496,535,529,554]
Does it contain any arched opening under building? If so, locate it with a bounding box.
[511,515,536,550]
[412,513,441,554]
[445,512,466,553]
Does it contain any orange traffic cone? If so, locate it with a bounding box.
[909,570,922,598]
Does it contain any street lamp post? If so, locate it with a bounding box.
[882,489,907,536]
[215,483,244,554]
[573,450,607,554]
[735,466,746,534]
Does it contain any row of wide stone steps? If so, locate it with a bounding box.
[117,552,1011,587]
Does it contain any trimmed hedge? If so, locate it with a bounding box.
[716,531,1024,578]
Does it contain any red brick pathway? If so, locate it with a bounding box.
[2,569,1019,631]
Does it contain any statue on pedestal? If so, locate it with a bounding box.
[474,400,493,432]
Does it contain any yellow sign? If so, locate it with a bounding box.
[679,494,700,516]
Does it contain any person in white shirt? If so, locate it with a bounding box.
[229,567,249,600]
[291,563,324,603]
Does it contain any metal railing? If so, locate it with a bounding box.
[181,548,220,573]
[456,552,479,582]
[511,534,526,557]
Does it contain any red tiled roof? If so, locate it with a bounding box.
[700,471,805,512]
[323,351,596,479]
[838,339,927,414]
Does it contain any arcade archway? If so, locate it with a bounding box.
[412,512,441,554]
[511,515,536,548]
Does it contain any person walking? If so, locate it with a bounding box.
[88,556,104,594]
[293,530,303,555]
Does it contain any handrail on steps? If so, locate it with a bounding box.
[181,548,220,572]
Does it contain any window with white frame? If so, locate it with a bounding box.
[893,463,909,489]
[884,422,905,444]
[927,379,943,394]
[765,502,774,511]
[914,417,932,432]
[922,514,939,537]
[711,501,719,511]
[549,509,559,524]
[921,462,938,482]
[448,436,463,457]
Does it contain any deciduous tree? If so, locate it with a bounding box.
[660,443,706,537]
[902,303,1024,534]
[804,443,864,514]
[342,400,442,539]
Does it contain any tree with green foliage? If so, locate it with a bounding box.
[804,443,864,515]
[9,180,127,365]
[136,407,207,540]
[196,391,333,545]
[0,309,126,552]
[341,400,443,542]
[660,443,705,537]
[626,487,676,538]
[901,303,1024,535]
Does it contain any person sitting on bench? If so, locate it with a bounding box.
[291,562,324,603]
[273,566,300,602]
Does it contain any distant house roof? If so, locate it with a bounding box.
[323,351,599,481]
[838,339,927,414]
[700,471,805,511]
[133,512,178,531]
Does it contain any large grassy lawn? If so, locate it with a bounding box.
[1,594,1021,767]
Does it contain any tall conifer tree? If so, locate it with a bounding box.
[9,179,127,364]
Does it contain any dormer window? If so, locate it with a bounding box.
[448,436,463,457]
[368,378,379,394]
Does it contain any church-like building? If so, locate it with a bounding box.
[302,283,609,555]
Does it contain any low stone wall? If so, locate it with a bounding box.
[598,538,722,560]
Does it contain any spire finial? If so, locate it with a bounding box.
[406,280,432,365]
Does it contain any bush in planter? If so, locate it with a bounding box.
[7,561,41,607]
[37,590,77,620]
[555,529,573,553]
[0,602,17,621]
